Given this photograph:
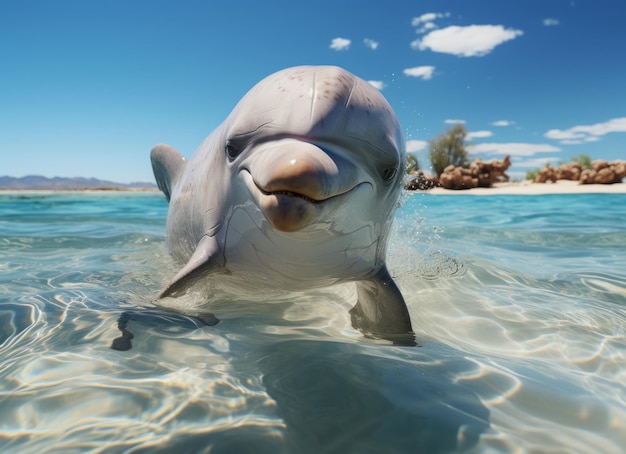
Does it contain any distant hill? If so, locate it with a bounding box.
[0,175,157,190]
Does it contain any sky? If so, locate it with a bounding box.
[1,0,625,183]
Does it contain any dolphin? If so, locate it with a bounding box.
[150,65,413,343]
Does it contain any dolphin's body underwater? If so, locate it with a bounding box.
[151,65,413,342]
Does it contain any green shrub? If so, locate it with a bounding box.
[428,123,469,177]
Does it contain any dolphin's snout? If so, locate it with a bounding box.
[260,150,338,202]
[245,139,359,232]
[252,140,348,201]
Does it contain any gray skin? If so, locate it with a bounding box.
[151,65,413,343]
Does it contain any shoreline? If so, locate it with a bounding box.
[1,181,625,196]
[0,187,160,195]
[423,180,626,195]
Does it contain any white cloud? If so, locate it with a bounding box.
[543,18,560,26]
[412,12,450,33]
[492,120,515,127]
[367,80,385,90]
[559,137,600,145]
[558,140,582,145]
[544,117,626,144]
[406,140,428,153]
[444,119,466,124]
[415,22,438,34]
[412,25,524,57]
[467,142,561,156]
[514,156,561,168]
[411,13,436,26]
[467,130,493,140]
[412,12,449,27]
[330,37,351,51]
[363,38,379,50]
[403,66,435,80]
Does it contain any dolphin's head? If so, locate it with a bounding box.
[226,66,403,226]
[217,66,404,283]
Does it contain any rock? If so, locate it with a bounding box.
[438,155,511,190]
[404,170,439,190]
[536,163,556,183]
[592,160,610,171]
[579,160,626,184]
[615,161,626,180]
[536,159,626,184]
[554,162,582,181]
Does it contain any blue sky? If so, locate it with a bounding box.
[1,0,625,183]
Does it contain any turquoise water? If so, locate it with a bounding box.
[1,191,625,453]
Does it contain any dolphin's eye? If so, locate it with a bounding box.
[225,140,242,161]
[382,167,398,181]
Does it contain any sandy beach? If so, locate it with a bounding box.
[1,181,625,196]
[425,179,626,195]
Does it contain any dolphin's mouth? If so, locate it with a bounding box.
[240,168,368,232]
[240,167,358,204]
[257,187,323,204]
[250,174,366,205]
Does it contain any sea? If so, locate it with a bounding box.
[0,190,625,454]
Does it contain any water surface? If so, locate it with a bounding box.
[1,191,625,453]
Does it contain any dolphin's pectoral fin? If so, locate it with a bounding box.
[110,308,220,351]
[351,266,416,346]
[150,144,187,201]
[158,235,221,298]
[110,312,134,351]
